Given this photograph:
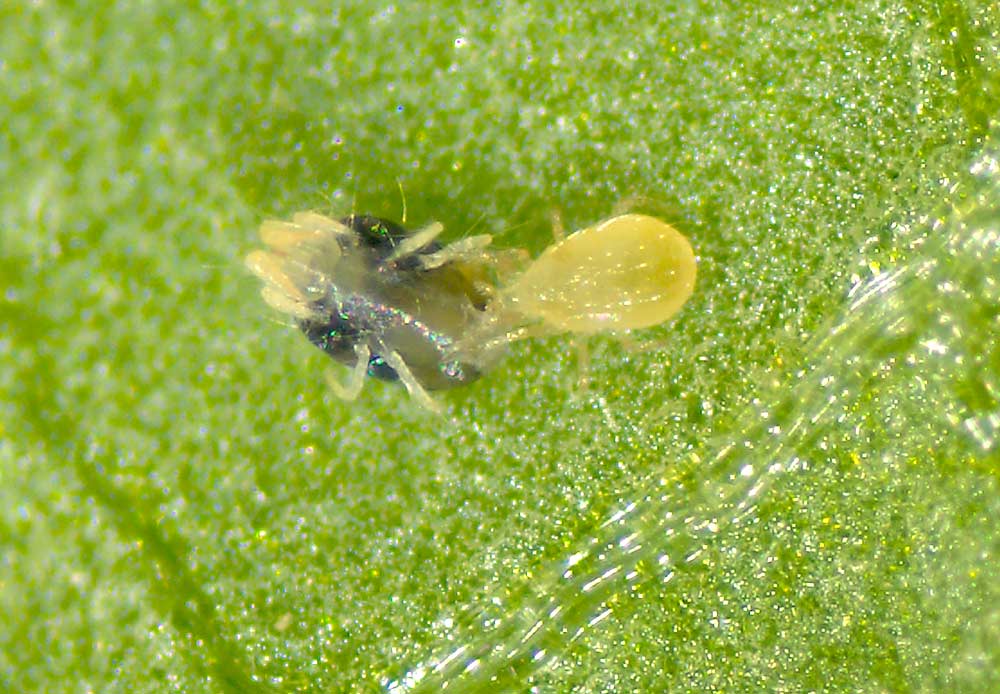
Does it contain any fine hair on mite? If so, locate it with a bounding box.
[245,208,697,412]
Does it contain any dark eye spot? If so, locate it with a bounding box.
[340,214,409,249]
[366,354,399,382]
[298,316,359,361]
[340,214,442,269]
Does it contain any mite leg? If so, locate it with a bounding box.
[573,335,591,393]
[246,247,331,304]
[487,247,531,274]
[260,216,345,281]
[377,348,442,414]
[613,331,671,354]
[260,219,347,257]
[260,286,321,322]
[550,208,566,242]
[415,234,494,270]
[245,251,311,301]
[324,343,371,401]
[611,195,684,223]
[387,222,445,262]
[290,211,355,236]
[461,321,558,356]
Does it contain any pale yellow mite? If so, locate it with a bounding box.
[458,213,698,356]
[245,210,696,411]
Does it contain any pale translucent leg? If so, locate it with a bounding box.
[378,348,442,413]
[550,208,567,242]
[290,211,355,235]
[612,195,654,216]
[245,250,324,308]
[257,216,347,290]
[416,234,494,270]
[262,217,350,256]
[489,247,531,273]
[324,343,371,401]
[611,195,683,223]
[260,286,320,321]
[246,248,332,308]
[612,331,670,354]
[461,321,559,356]
[387,222,445,262]
[573,336,591,393]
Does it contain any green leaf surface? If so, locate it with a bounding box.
[3,1,1000,691]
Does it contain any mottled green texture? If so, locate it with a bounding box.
[2,1,999,692]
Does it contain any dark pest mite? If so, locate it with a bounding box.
[247,210,697,411]
[245,212,509,412]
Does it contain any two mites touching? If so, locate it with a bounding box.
[244,206,697,413]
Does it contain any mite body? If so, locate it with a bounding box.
[246,210,696,411]
[245,212,503,411]
[458,213,698,357]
